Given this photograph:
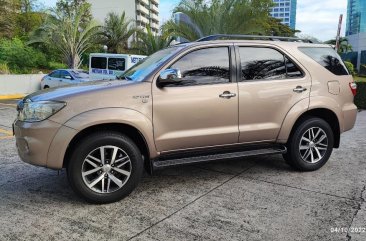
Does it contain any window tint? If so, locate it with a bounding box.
[91,57,107,69]
[299,47,349,76]
[49,70,60,78]
[285,57,303,78]
[108,58,126,71]
[239,47,303,81]
[169,47,230,86]
[60,70,73,79]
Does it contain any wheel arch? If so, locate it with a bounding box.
[280,108,341,148]
[63,123,152,173]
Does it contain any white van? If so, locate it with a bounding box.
[89,53,146,80]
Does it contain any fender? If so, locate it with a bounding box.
[277,96,342,143]
[47,108,157,169]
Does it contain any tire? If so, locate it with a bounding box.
[67,131,143,204]
[43,85,49,89]
[283,117,334,171]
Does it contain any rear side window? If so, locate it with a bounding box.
[239,47,303,81]
[299,47,349,76]
[49,70,60,78]
[91,57,107,69]
[108,58,126,71]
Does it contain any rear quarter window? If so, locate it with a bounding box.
[298,47,349,76]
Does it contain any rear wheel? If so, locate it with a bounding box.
[67,132,143,204]
[283,117,334,171]
[43,85,49,89]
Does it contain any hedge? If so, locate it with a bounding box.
[355,82,366,109]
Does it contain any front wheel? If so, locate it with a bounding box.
[283,117,334,171]
[67,132,143,204]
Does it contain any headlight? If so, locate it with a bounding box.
[18,101,66,122]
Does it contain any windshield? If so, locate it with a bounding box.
[71,70,89,79]
[121,46,184,82]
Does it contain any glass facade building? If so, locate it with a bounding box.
[346,0,366,35]
[270,0,297,29]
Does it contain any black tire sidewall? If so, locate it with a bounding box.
[67,132,143,204]
[286,118,334,171]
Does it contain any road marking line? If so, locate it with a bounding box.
[0,136,13,140]
[0,94,24,100]
[0,128,12,135]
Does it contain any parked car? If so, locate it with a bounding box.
[89,53,146,81]
[14,35,358,204]
[41,69,90,89]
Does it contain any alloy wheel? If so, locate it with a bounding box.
[299,127,328,164]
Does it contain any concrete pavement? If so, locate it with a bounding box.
[0,101,365,241]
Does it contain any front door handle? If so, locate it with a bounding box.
[293,86,307,93]
[219,91,236,99]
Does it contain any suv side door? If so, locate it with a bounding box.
[236,44,311,143]
[152,45,239,152]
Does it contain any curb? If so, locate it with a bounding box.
[0,94,25,100]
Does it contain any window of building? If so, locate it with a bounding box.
[168,47,231,87]
[239,47,303,81]
[91,57,107,69]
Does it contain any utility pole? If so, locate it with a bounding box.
[335,14,343,52]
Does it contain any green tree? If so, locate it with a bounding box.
[162,0,274,41]
[0,0,21,39]
[29,4,101,68]
[101,12,139,53]
[324,37,353,54]
[262,17,299,37]
[133,26,174,55]
[56,0,92,27]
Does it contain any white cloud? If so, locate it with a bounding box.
[296,0,348,41]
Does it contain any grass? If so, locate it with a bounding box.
[355,76,366,82]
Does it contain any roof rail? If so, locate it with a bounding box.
[196,34,317,43]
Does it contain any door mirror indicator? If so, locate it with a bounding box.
[157,69,182,87]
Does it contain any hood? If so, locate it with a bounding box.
[26,80,136,102]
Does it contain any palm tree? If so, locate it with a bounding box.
[133,26,174,55]
[29,5,101,68]
[324,37,353,54]
[101,12,139,53]
[162,0,273,42]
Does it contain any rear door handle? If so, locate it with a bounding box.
[219,91,236,99]
[293,86,307,93]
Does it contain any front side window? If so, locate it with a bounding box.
[108,58,126,71]
[169,47,230,87]
[49,70,60,78]
[60,70,73,79]
[299,47,349,76]
[91,57,107,69]
[239,47,303,81]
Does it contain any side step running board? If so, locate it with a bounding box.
[153,146,287,170]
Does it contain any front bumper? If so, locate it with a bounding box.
[14,119,62,168]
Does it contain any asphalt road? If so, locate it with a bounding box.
[0,100,365,241]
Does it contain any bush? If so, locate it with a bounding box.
[48,61,67,70]
[0,38,48,73]
[344,61,356,76]
[0,62,10,74]
[355,82,366,109]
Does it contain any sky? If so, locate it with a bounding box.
[41,0,348,41]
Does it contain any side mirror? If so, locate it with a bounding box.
[64,75,72,80]
[157,69,182,88]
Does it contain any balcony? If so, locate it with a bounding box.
[151,13,159,22]
[150,22,159,30]
[150,4,159,13]
[139,0,149,6]
[150,0,159,4]
[136,15,149,25]
[136,4,149,16]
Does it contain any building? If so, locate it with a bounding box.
[345,0,366,72]
[269,0,297,29]
[88,0,159,34]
